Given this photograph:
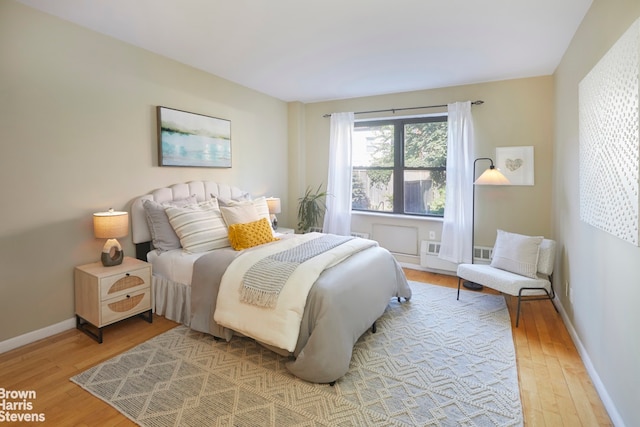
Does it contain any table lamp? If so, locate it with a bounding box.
[93,209,129,266]
[266,197,281,230]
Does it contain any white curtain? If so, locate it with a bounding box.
[438,101,475,264]
[323,112,354,236]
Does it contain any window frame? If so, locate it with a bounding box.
[352,114,448,217]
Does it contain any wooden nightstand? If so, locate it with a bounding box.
[74,257,152,343]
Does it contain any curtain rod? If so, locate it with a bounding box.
[322,100,484,118]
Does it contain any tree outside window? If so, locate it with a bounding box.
[352,115,447,216]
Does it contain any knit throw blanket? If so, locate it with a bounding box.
[241,234,354,308]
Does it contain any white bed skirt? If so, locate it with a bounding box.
[153,275,191,325]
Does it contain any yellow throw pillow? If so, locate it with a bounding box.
[228,217,279,250]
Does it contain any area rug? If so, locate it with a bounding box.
[71,282,522,426]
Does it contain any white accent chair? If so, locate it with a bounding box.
[456,237,558,327]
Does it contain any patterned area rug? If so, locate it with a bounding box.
[71,282,522,426]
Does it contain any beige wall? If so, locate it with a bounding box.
[4,1,635,423]
[297,77,554,265]
[0,1,289,342]
[554,1,640,425]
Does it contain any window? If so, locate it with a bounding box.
[352,115,447,216]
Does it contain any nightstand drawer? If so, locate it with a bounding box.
[99,267,151,300]
[101,288,151,326]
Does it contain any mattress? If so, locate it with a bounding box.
[147,249,206,285]
[145,234,303,329]
[147,249,206,326]
[147,233,296,285]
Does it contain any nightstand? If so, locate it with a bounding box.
[74,257,152,343]
[275,227,295,236]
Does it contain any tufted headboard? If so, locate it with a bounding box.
[130,181,248,259]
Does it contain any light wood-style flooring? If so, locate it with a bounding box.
[0,270,611,426]
[404,270,612,426]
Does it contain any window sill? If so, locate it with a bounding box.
[351,211,444,223]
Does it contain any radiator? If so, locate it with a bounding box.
[372,224,419,255]
[308,227,370,239]
[350,231,370,239]
[420,241,493,273]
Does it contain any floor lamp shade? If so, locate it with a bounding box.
[475,165,511,185]
[93,209,128,266]
[464,158,510,290]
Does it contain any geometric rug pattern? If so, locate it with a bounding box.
[71,282,523,426]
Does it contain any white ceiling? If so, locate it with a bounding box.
[17,0,592,103]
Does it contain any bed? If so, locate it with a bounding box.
[131,181,412,383]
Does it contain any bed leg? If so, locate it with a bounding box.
[371,322,377,333]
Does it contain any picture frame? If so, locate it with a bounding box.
[157,106,231,168]
[495,146,534,186]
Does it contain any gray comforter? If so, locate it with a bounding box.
[189,238,412,383]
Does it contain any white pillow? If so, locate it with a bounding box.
[165,200,229,253]
[251,197,273,229]
[142,195,198,253]
[219,204,259,226]
[218,196,274,236]
[212,193,252,206]
[490,230,543,279]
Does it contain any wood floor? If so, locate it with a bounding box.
[404,270,612,426]
[0,271,611,426]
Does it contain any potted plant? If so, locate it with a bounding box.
[297,185,329,233]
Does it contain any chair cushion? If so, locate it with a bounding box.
[457,264,550,296]
[490,230,543,278]
[537,239,556,276]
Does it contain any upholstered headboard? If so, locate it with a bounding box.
[131,181,247,258]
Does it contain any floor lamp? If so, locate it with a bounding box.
[463,157,510,290]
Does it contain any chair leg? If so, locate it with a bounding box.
[516,286,558,327]
[457,277,462,300]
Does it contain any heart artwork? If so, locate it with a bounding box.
[505,158,523,172]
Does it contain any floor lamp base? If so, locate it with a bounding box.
[463,281,484,291]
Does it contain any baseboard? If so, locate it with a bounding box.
[0,317,76,355]
[555,301,625,427]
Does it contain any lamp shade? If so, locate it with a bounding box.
[93,209,129,239]
[266,197,281,214]
[475,167,510,186]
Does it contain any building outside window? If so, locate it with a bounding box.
[352,115,448,217]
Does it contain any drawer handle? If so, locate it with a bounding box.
[126,273,130,276]
[126,294,131,298]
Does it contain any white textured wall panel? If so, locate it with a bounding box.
[579,17,640,246]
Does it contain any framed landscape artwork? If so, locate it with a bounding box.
[157,106,231,168]
[495,146,534,186]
